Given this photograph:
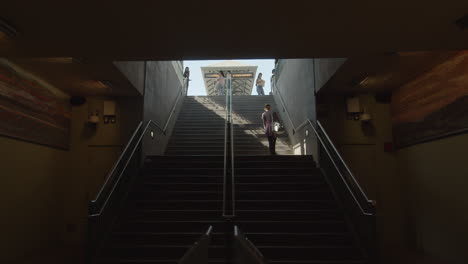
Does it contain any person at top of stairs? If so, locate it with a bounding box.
[262,104,277,155]
[215,71,225,95]
[256,73,265,95]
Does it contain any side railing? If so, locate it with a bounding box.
[223,73,235,217]
[87,120,162,261]
[273,86,376,258]
[315,120,376,258]
[233,226,265,264]
[178,226,213,264]
[87,78,188,262]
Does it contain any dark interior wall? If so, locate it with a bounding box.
[0,95,143,263]
[0,58,144,263]
[318,53,468,263]
[320,93,468,264]
[64,96,142,249]
[318,94,408,262]
[0,136,68,263]
[143,61,185,155]
[397,134,468,263]
[390,54,468,263]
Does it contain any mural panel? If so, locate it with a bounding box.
[0,59,70,149]
[392,51,468,148]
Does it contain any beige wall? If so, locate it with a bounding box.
[0,95,142,263]
[320,92,468,263]
[319,94,409,261]
[64,96,142,247]
[0,137,68,263]
[398,134,468,263]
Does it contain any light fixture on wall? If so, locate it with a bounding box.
[88,111,99,125]
[103,100,117,124]
[346,96,361,120]
[361,112,372,123]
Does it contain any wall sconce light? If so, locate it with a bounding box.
[346,96,361,120]
[361,113,372,122]
[305,129,309,137]
[103,100,117,124]
[88,111,99,125]
[150,131,155,139]
[360,107,372,123]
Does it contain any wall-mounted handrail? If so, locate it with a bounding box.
[90,77,188,217]
[308,119,374,215]
[273,84,374,216]
[163,78,188,132]
[91,120,143,211]
[316,120,371,203]
[90,120,161,217]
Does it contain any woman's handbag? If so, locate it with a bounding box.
[274,121,285,134]
[272,112,285,134]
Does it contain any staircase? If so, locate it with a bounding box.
[234,155,368,264]
[95,156,228,263]
[166,96,226,155]
[93,95,369,264]
[166,95,292,156]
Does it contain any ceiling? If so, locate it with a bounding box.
[1,1,468,60]
[317,51,460,95]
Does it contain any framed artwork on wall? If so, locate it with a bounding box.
[392,51,468,148]
[0,59,71,149]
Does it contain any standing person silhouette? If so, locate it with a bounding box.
[215,71,225,95]
[262,104,277,155]
[183,67,190,90]
[256,73,265,95]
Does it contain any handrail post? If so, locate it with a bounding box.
[234,226,265,264]
[178,225,213,264]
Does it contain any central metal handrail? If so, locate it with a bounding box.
[230,75,235,216]
[223,72,235,217]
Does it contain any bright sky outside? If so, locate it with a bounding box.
[183,59,275,96]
